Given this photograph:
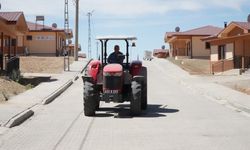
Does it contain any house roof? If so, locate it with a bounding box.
[202,21,250,42]
[27,21,65,32]
[182,25,223,36]
[165,25,223,43]
[165,32,180,37]
[231,21,250,30]
[0,12,28,33]
[166,25,223,37]
[0,12,23,22]
[153,49,168,54]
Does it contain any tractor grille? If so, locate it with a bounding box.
[103,76,122,90]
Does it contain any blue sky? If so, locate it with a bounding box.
[1,0,250,59]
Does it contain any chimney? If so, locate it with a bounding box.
[224,22,227,28]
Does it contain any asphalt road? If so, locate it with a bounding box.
[0,59,250,150]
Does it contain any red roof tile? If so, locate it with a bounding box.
[232,21,250,30]
[0,12,23,22]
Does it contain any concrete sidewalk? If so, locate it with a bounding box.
[0,58,90,127]
[156,58,250,115]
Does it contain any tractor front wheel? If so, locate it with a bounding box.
[130,80,142,116]
[83,81,98,116]
[141,67,147,110]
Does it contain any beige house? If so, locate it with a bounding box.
[0,12,28,71]
[204,21,250,73]
[165,26,222,59]
[24,22,73,56]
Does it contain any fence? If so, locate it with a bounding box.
[211,58,234,74]
[6,56,20,75]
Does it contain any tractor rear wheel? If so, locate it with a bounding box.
[141,67,147,110]
[130,80,142,116]
[83,81,98,116]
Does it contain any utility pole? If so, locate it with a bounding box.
[64,0,69,33]
[64,0,70,71]
[96,41,99,59]
[87,10,94,59]
[74,0,79,61]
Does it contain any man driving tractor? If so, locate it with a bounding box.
[82,36,147,116]
[108,45,125,64]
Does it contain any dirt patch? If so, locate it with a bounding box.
[221,79,250,95]
[0,77,26,102]
[20,56,73,74]
[1,56,74,102]
[167,58,210,75]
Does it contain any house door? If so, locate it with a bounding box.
[234,56,241,69]
[0,32,3,70]
[0,51,2,70]
[187,42,191,57]
[218,45,225,60]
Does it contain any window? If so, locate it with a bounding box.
[26,35,32,41]
[205,42,211,49]
[4,39,9,46]
[218,45,226,60]
[11,39,17,46]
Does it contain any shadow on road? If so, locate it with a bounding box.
[95,104,179,118]
[19,77,58,87]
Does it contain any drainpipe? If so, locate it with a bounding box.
[210,43,212,74]
[242,39,245,73]
[190,37,193,59]
[14,36,17,56]
[8,36,11,59]
[56,32,58,56]
[1,32,3,70]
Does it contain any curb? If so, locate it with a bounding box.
[4,109,34,128]
[81,59,93,74]
[3,59,93,128]
[228,101,250,114]
[43,59,92,104]
[42,80,73,105]
[74,59,92,81]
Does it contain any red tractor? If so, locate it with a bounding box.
[82,36,147,116]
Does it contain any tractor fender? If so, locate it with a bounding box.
[87,60,101,82]
[130,60,142,76]
[82,75,93,83]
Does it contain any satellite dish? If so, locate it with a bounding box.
[161,45,165,49]
[52,23,57,28]
[248,14,250,23]
[175,26,180,32]
[68,40,72,44]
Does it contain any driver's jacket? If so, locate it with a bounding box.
[107,52,125,64]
